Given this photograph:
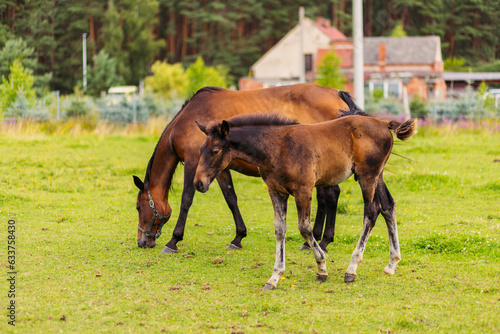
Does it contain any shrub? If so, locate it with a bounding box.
[145,61,188,99]
[185,57,229,96]
[409,95,429,118]
[315,50,347,90]
[65,100,90,118]
[0,60,36,115]
[97,97,149,124]
[365,95,402,116]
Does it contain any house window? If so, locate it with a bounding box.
[388,82,400,98]
[369,80,402,99]
[305,54,313,73]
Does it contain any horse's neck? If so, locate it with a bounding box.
[228,128,271,168]
[148,135,179,200]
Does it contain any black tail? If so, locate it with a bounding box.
[337,91,369,117]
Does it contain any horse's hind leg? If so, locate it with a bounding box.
[345,177,380,283]
[295,190,328,282]
[264,190,288,290]
[376,177,401,275]
[300,185,340,252]
[216,169,247,249]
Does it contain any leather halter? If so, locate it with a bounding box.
[138,185,172,240]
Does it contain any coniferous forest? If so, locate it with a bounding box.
[1,0,499,94]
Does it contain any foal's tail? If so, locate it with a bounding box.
[387,119,418,141]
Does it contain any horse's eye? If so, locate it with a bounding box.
[212,149,220,156]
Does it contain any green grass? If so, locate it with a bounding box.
[1,128,499,333]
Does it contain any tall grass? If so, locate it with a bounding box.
[0,116,169,137]
[2,116,499,138]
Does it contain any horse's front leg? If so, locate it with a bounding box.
[161,161,198,253]
[295,189,328,282]
[216,169,247,250]
[263,190,289,290]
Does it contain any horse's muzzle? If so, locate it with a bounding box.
[137,237,157,248]
[195,179,209,193]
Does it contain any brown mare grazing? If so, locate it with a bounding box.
[194,113,416,289]
[133,84,355,252]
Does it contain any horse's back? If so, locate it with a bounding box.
[175,84,346,125]
[169,84,348,160]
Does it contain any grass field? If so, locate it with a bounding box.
[1,124,499,333]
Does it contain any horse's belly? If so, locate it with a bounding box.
[316,164,353,187]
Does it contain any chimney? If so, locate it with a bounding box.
[316,17,331,27]
[378,43,386,64]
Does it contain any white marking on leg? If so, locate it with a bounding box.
[346,216,373,276]
[266,191,288,289]
[384,210,401,275]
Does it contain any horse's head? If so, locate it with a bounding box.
[133,175,172,248]
[194,120,232,193]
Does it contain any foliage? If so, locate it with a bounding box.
[104,0,165,85]
[444,57,469,72]
[432,87,498,120]
[315,50,346,90]
[473,60,500,73]
[409,94,429,118]
[0,37,51,96]
[0,60,36,115]
[0,38,36,79]
[1,1,500,92]
[372,88,384,102]
[86,50,122,97]
[389,23,407,37]
[0,129,499,332]
[476,81,495,113]
[185,57,230,96]
[97,97,149,124]
[65,100,90,119]
[145,61,188,99]
[364,94,402,115]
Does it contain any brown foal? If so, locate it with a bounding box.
[194,113,417,289]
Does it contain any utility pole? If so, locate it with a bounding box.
[82,33,87,93]
[299,7,305,83]
[352,0,364,109]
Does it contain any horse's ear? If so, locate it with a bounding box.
[133,175,144,191]
[221,120,230,137]
[195,121,207,134]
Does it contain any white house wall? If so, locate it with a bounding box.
[252,18,332,80]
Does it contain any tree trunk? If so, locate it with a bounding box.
[89,0,96,56]
[181,15,188,59]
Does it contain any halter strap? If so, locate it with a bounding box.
[138,186,172,240]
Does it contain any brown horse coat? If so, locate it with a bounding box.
[133,84,353,252]
[194,114,417,288]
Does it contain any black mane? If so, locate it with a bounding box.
[144,86,225,185]
[226,113,299,129]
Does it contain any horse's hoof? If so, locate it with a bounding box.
[344,273,357,283]
[226,243,242,250]
[316,274,328,283]
[299,244,311,251]
[318,242,329,253]
[160,246,178,253]
[263,283,276,291]
[383,266,396,275]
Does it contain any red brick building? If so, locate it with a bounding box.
[240,18,447,102]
